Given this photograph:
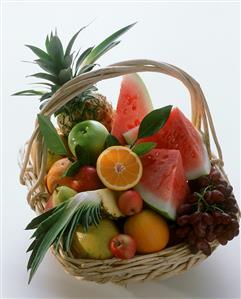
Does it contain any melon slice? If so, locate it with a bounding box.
[111,73,153,144]
[124,107,211,180]
[135,149,190,220]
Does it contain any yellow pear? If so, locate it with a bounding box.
[72,219,119,259]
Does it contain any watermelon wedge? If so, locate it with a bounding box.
[111,73,153,144]
[135,149,190,220]
[124,107,211,180]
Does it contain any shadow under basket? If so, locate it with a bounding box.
[19,59,238,285]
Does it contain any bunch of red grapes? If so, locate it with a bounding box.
[170,166,240,256]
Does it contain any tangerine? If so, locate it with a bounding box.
[96,146,142,191]
[124,209,170,254]
[46,157,75,193]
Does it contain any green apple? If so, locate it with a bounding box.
[52,186,77,206]
[68,120,109,163]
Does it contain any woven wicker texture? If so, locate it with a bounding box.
[19,59,226,284]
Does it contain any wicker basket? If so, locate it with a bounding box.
[20,59,230,285]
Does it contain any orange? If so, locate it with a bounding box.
[124,210,170,254]
[96,146,143,191]
[46,157,74,193]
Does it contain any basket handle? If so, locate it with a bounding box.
[20,59,224,209]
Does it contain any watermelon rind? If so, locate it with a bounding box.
[135,185,176,220]
[123,125,138,144]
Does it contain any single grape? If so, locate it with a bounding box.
[190,212,202,225]
[229,219,239,230]
[197,176,210,188]
[224,185,233,197]
[229,206,239,213]
[210,169,221,183]
[205,190,214,204]
[196,239,212,256]
[194,222,207,238]
[226,229,235,241]
[214,224,225,236]
[177,215,191,226]
[217,178,228,188]
[215,184,226,195]
[234,228,239,237]
[177,203,193,216]
[217,235,228,245]
[212,211,224,224]
[226,195,237,205]
[210,190,225,203]
[206,226,216,242]
[220,213,231,225]
[202,212,214,225]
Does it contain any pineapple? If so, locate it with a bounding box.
[14,23,135,135]
[57,93,114,135]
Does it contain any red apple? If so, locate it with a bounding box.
[73,166,103,191]
[117,190,143,216]
[110,234,137,259]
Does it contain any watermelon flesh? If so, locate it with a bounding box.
[111,73,153,144]
[135,149,190,220]
[124,107,211,180]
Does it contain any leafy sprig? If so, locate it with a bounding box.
[129,105,173,155]
[26,192,102,283]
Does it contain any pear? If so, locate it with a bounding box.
[72,219,119,259]
[52,186,77,206]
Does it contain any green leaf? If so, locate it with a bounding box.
[132,142,157,156]
[25,208,56,230]
[85,41,120,65]
[63,160,82,177]
[47,35,64,65]
[78,64,97,75]
[63,54,73,68]
[28,73,59,85]
[35,59,57,75]
[37,114,68,155]
[45,35,50,52]
[39,92,52,102]
[65,26,87,57]
[12,90,45,96]
[137,105,172,139]
[105,134,120,148]
[82,22,136,66]
[75,47,94,75]
[25,45,50,61]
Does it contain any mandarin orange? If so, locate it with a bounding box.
[124,209,170,254]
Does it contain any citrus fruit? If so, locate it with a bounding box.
[124,209,170,254]
[96,146,143,191]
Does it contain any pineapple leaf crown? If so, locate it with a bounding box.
[13,22,136,107]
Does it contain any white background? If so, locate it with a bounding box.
[2,2,240,299]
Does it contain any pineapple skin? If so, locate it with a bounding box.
[57,93,114,136]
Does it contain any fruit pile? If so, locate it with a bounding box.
[16,26,240,283]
